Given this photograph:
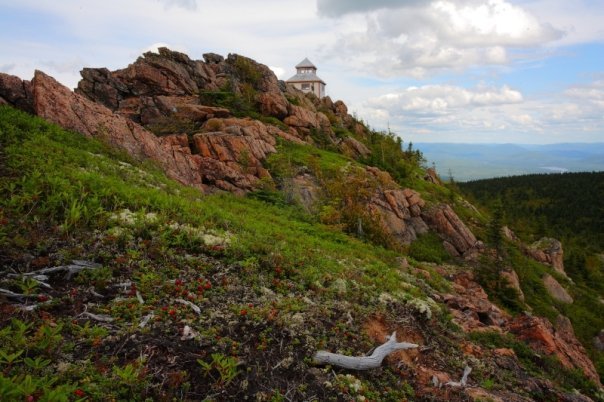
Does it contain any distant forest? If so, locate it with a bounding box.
[459,172,604,284]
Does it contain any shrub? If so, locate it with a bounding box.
[408,232,450,263]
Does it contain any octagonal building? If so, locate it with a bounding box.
[286,57,326,98]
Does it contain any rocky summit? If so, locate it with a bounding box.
[0,49,602,401]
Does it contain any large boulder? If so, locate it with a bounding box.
[338,137,371,159]
[525,237,566,276]
[422,204,478,256]
[76,48,220,128]
[368,188,429,245]
[509,314,601,385]
[193,118,277,174]
[0,73,34,113]
[543,274,573,303]
[500,269,525,302]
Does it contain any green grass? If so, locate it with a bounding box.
[2,105,602,399]
[267,139,354,179]
[0,106,422,295]
[408,232,451,264]
[0,105,448,399]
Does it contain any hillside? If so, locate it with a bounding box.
[459,172,604,282]
[417,143,604,181]
[1,49,603,401]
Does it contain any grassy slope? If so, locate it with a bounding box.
[1,106,601,400]
[0,106,449,400]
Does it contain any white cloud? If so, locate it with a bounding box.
[359,79,604,143]
[269,66,286,79]
[366,84,523,115]
[565,80,604,107]
[0,63,16,73]
[317,0,421,17]
[157,0,197,10]
[523,0,604,46]
[325,0,563,77]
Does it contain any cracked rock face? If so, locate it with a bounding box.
[0,72,34,113]
[1,69,291,194]
[422,204,478,256]
[509,314,601,386]
[525,237,566,276]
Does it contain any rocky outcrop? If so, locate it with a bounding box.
[0,73,33,113]
[441,272,510,332]
[1,70,299,194]
[525,237,566,276]
[543,274,573,303]
[190,117,281,191]
[76,49,222,130]
[31,70,206,189]
[422,204,479,256]
[75,48,336,142]
[423,167,441,185]
[369,187,429,244]
[338,137,371,159]
[502,226,518,242]
[509,314,601,385]
[500,269,525,302]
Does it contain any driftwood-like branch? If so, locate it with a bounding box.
[0,288,40,301]
[175,298,201,315]
[313,331,418,370]
[24,260,102,280]
[78,311,114,322]
[445,365,472,387]
[139,313,154,328]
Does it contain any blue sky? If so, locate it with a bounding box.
[1,0,603,143]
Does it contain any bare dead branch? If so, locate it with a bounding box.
[313,331,418,370]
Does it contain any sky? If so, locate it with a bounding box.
[1,0,603,144]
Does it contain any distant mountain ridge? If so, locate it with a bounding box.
[416,142,604,181]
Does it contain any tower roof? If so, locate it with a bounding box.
[295,57,316,69]
[285,72,326,85]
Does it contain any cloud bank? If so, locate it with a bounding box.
[323,0,564,77]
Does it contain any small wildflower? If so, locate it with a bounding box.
[74,389,86,397]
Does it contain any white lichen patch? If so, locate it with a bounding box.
[106,226,129,238]
[109,209,159,227]
[331,278,347,295]
[167,222,232,247]
[335,374,364,396]
[407,297,435,320]
[110,209,137,226]
[378,292,396,304]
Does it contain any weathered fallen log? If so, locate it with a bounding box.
[23,260,102,279]
[313,331,418,370]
